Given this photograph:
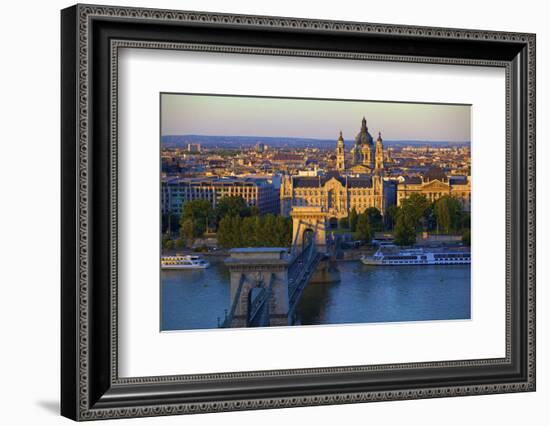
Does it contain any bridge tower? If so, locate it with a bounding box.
[223,248,290,327]
[290,206,328,253]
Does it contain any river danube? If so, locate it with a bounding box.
[161,260,470,331]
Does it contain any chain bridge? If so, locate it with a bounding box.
[220,207,339,328]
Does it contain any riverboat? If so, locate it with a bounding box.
[161,254,210,270]
[360,246,470,266]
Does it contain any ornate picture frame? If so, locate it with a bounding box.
[61,4,535,421]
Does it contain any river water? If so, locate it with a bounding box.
[161,261,470,331]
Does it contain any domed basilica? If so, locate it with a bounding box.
[279,117,390,219]
[336,116,384,174]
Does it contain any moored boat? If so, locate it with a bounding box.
[161,254,210,269]
[360,246,470,266]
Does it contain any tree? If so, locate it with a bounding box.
[180,199,213,237]
[349,207,358,232]
[399,194,430,231]
[354,213,372,243]
[434,198,451,233]
[230,216,244,247]
[162,211,181,235]
[386,205,399,230]
[425,202,436,231]
[274,216,292,246]
[365,207,383,231]
[240,216,257,246]
[282,216,293,247]
[217,215,241,248]
[162,235,174,250]
[179,218,195,247]
[216,213,292,249]
[394,214,417,246]
[460,211,471,230]
[174,238,186,249]
[338,216,349,229]
[214,196,251,224]
[262,214,278,246]
[434,195,462,233]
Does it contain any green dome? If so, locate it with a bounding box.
[354,117,374,146]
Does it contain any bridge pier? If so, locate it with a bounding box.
[224,248,290,327]
[309,258,341,284]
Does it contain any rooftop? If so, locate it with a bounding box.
[163,176,271,186]
[292,173,373,188]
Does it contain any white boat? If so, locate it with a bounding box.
[360,246,470,266]
[161,254,210,269]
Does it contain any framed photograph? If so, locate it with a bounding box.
[61,4,536,421]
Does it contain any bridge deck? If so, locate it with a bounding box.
[287,244,323,318]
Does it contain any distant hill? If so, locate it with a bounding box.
[161,134,470,149]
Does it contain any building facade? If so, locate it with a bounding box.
[396,167,471,211]
[280,173,390,220]
[162,177,279,216]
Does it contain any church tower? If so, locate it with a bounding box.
[375,131,384,173]
[361,143,372,168]
[336,131,346,172]
[351,116,375,170]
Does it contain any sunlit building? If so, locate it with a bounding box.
[396,167,471,211]
[280,172,393,224]
[162,177,279,216]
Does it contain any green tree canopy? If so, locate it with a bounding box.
[162,234,174,250]
[216,214,292,249]
[214,196,251,224]
[349,207,358,232]
[179,218,195,247]
[180,199,213,237]
[162,211,181,235]
[461,211,471,230]
[364,207,383,231]
[394,213,417,246]
[353,213,372,243]
[217,215,242,248]
[434,195,463,233]
[338,216,349,229]
[386,205,399,230]
[274,215,293,247]
[399,193,430,231]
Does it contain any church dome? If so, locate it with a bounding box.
[355,117,374,146]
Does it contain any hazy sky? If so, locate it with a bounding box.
[161,93,471,142]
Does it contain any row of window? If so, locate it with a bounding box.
[434,254,470,258]
[385,256,420,260]
[383,259,469,264]
[294,190,374,196]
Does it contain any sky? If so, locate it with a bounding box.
[161,93,471,142]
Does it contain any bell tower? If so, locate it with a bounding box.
[336,131,346,172]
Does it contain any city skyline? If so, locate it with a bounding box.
[161,93,471,142]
